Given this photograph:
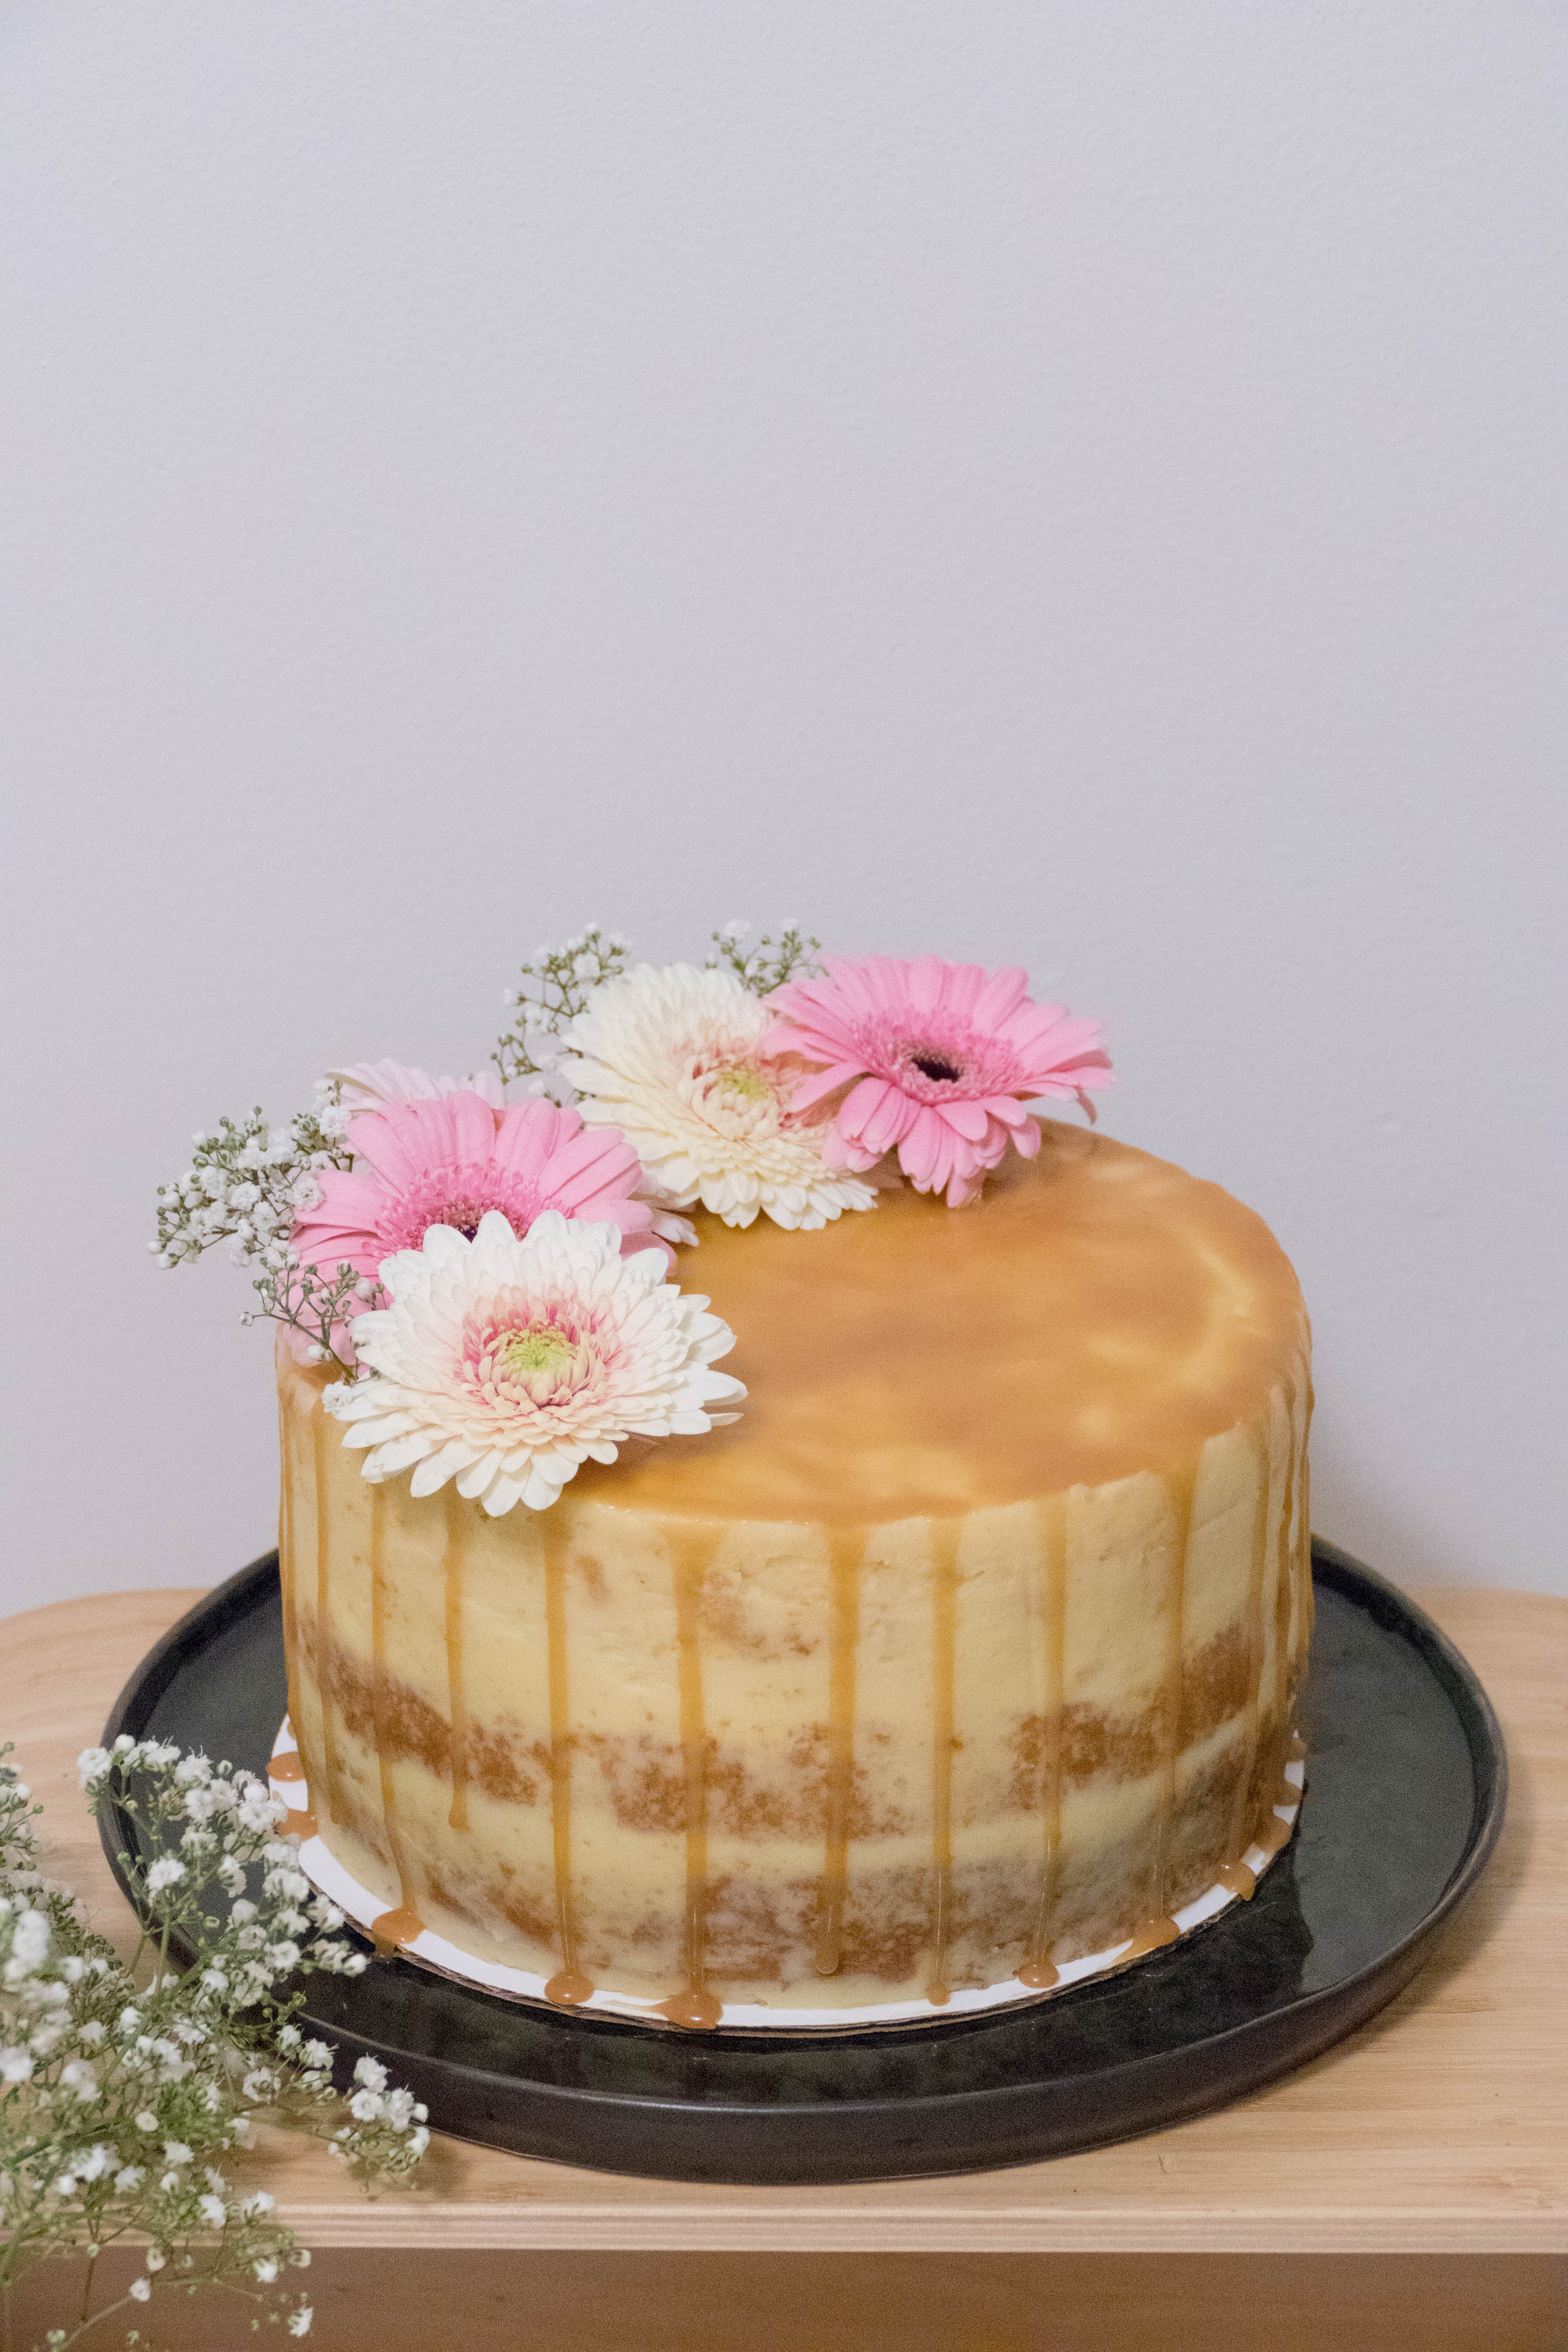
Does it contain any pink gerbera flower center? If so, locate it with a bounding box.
[377,1162,550,1253]
[872,1019,1026,1104]
[908,1048,962,1085]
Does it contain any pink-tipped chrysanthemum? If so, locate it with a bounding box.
[291,1091,672,1292]
[763,955,1112,1206]
[324,1210,745,1514]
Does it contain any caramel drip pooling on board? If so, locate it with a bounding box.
[370,1906,426,1953]
[926,1520,962,2006]
[368,1488,424,1952]
[442,1487,472,1833]
[1017,1498,1067,1991]
[543,1512,594,2009]
[814,1528,865,1978]
[270,1751,307,1784]
[655,1528,725,2030]
[312,1414,344,1825]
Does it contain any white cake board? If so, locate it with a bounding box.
[271,1720,1303,2032]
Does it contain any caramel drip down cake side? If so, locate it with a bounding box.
[277,1371,1310,2005]
[275,1127,1310,2011]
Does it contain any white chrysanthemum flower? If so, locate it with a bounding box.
[559,964,880,1231]
[324,1210,746,1515]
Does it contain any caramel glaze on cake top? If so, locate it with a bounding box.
[570,1118,1307,1526]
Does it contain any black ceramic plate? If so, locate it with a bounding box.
[99,1539,1504,2185]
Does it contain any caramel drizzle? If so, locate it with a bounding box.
[543,1513,593,2008]
[270,1750,316,1843]
[276,1387,300,1740]
[1017,1498,1066,1991]
[927,1520,962,2006]
[814,1528,865,1978]
[655,1528,723,2030]
[1224,1414,1277,1872]
[312,1414,343,1825]
[368,1487,423,1949]
[1131,1464,1194,1949]
[441,1488,470,1832]
[1296,1372,1317,1655]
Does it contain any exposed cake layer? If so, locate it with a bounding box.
[276,1123,1311,2014]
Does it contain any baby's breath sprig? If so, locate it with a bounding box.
[0,1743,429,2347]
[150,1088,375,1373]
[494,925,630,1098]
[706,919,822,996]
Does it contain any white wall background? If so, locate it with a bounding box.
[3,1,1565,1614]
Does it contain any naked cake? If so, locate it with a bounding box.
[159,932,1311,2024]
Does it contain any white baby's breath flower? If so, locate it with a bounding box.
[145,1857,185,1894]
[75,1747,110,1787]
[129,2276,151,2302]
[198,2192,228,2227]
[288,2306,314,2336]
[10,1909,50,1972]
[324,1210,746,1515]
[352,2055,388,2092]
[560,963,879,1231]
[0,2046,34,2083]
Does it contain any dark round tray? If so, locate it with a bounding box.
[100,1538,1504,2185]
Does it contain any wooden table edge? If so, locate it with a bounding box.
[272,2201,1568,2255]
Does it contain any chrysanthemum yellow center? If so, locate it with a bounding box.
[504,1325,574,1379]
[710,1064,772,1102]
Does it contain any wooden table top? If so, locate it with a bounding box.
[9,1581,1565,2256]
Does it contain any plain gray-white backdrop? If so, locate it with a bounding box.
[3,2,1565,1613]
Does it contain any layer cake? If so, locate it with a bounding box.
[275,1117,1311,2021]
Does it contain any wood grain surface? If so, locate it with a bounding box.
[8,1580,1565,2258]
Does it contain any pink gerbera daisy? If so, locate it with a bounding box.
[291,1091,668,1293]
[762,954,1112,1207]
